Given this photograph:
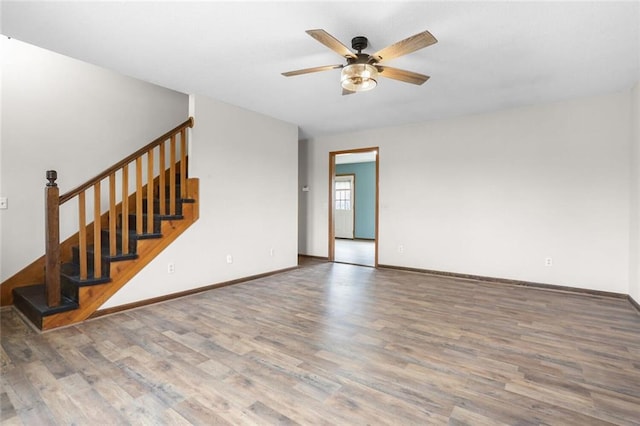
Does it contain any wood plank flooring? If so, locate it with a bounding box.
[2,261,640,425]
[334,239,375,267]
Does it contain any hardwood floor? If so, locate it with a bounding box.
[2,262,639,425]
[334,239,375,267]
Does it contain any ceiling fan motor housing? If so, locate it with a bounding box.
[351,36,368,53]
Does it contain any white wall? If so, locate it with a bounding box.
[0,37,5,281]
[1,38,188,281]
[630,82,640,304]
[298,139,310,254]
[100,94,298,308]
[301,91,632,294]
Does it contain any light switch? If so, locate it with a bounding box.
[0,197,7,209]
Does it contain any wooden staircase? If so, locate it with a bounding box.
[1,118,198,330]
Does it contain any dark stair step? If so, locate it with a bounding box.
[155,183,183,199]
[156,180,196,204]
[13,284,79,329]
[99,229,139,257]
[61,262,112,302]
[141,198,184,217]
[149,212,185,221]
[71,243,137,271]
[152,186,195,205]
[167,180,195,204]
[61,261,111,284]
[70,246,112,276]
[125,213,164,236]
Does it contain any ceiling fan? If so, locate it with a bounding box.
[281,29,437,95]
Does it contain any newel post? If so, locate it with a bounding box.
[45,170,61,307]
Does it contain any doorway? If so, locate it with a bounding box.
[329,147,379,267]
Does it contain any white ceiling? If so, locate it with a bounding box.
[2,1,639,140]
[336,151,377,165]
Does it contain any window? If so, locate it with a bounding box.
[335,180,351,210]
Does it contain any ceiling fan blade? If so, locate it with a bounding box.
[281,64,343,77]
[306,29,357,59]
[371,30,437,62]
[377,66,430,85]
[342,88,356,96]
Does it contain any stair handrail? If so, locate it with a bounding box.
[59,117,194,204]
[44,116,194,308]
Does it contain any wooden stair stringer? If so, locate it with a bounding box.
[41,178,199,330]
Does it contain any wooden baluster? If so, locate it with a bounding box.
[147,148,154,234]
[136,157,143,235]
[159,141,166,215]
[121,164,129,255]
[169,135,176,215]
[180,128,187,199]
[93,182,102,278]
[45,170,61,307]
[109,173,116,256]
[78,191,87,280]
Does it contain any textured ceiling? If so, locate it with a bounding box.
[2,1,639,140]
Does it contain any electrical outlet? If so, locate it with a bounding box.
[226,254,233,264]
[398,245,404,254]
[168,262,175,274]
[545,257,553,267]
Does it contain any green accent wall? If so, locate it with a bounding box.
[336,161,376,239]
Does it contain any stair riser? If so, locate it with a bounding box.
[155,184,182,199]
[125,214,162,234]
[100,230,138,254]
[61,276,79,302]
[142,200,184,216]
[13,293,43,329]
[71,247,111,275]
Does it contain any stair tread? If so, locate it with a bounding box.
[151,214,184,220]
[80,244,138,261]
[13,284,78,316]
[125,213,184,221]
[106,227,161,236]
[61,264,112,286]
[133,232,163,240]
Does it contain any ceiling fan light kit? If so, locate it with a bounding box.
[282,29,437,94]
[341,63,378,92]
